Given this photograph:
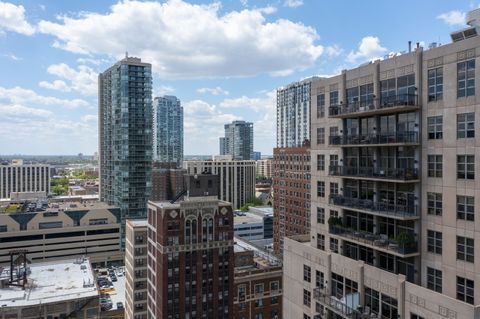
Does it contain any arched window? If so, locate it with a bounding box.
[185,220,191,244]
[191,219,197,244]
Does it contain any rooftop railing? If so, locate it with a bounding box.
[329,131,419,146]
[329,165,419,181]
[328,94,418,117]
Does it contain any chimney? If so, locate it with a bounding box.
[408,41,412,53]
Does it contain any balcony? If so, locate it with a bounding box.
[329,131,419,147]
[328,94,419,118]
[329,225,419,257]
[329,165,419,182]
[329,194,418,219]
[313,287,364,319]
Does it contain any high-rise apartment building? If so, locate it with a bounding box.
[276,77,319,148]
[152,95,183,167]
[283,14,480,318]
[219,121,254,160]
[0,160,50,199]
[256,158,273,179]
[183,156,256,209]
[146,174,234,319]
[99,56,153,243]
[125,219,148,319]
[272,146,310,256]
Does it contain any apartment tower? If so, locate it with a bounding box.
[0,159,50,199]
[220,120,254,160]
[283,12,480,319]
[99,55,153,243]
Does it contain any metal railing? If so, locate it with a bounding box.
[328,94,418,117]
[329,131,419,146]
[329,194,418,217]
[313,287,363,319]
[328,225,418,255]
[329,165,419,181]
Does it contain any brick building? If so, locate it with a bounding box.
[150,161,186,202]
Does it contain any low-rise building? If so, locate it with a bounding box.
[233,237,283,319]
[0,258,99,319]
[234,207,273,241]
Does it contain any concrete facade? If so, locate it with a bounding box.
[0,160,50,199]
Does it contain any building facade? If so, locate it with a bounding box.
[272,146,310,256]
[125,219,148,319]
[256,159,273,179]
[183,157,256,210]
[220,121,254,160]
[152,96,184,167]
[283,17,480,319]
[146,174,234,319]
[233,237,283,319]
[99,56,153,244]
[0,160,50,199]
[276,77,318,148]
[0,200,122,265]
[151,162,186,202]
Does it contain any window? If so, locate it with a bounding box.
[254,313,263,319]
[254,299,263,307]
[411,314,425,319]
[427,192,442,216]
[315,270,324,288]
[427,116,443,139]
[317,233,325,250]
[457,59,475,98]
[330,238,339,253]
[317,181,325,197]
[270,281,279,291]
[39,221,63,229]
[457,276,474,304]
[89,218,108,225]
[303,289,311,307]
[427,155,442,178]
[457,113,475,138]
[317,207,325,224]
[317,155,325,171]
[303,265,311,282]
[457,195,474,221]
[303,314,311,319]
[457,155,474,180]
[330,182,338,195]
[330,126,338,137]
[270,296,279,304]
[365,287,380,315]
[316,128,325,144]
[428,67,443,101]
[254,283,264,294]
[0,225,7,232]
[317,94,325,118]
[427,230,442,255]
[427,267,442,293]
[330,91,339,106]
[330,155,338,168]
[457,236,474,263]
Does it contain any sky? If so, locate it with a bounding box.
[0,0,476,156]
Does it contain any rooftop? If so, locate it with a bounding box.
[0,258,98,308]
[234,212,263,225]
[234,237,281,268]
[0,199,116,215]
[126,219,148,227]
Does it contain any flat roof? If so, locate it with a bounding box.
[0,258,98,308]
[234,237,281,268]
[126,219,148,227]
[234,212,263,225]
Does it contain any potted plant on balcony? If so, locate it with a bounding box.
[394,232,416,253]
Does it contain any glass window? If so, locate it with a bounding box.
[317,155,325,171]
[330,182,338,195]
[428,67,443,101]
[427,192,442,216]
[457,276,474,304]
[381,294,398,319]
[330,238,339,253]
[329,155,338,168]
[317,181,325,197]
[427,267,442,293]
[457,113,475,138]
[427,155,442,178]
[315,270,324,288]
[329,91,339,106]
[457,236,474,263]
[317,94,325,118]
[457,155,475,180]
[427,116,443,139]
[254,283,264,294]
[457,59,475,98]
[303,265,311,282]
[411,314,425,319]
[457,195,474,221]
[316,128,325,144]
[427,230,442,255]
[317,207,325,224]
[365,287,380,315]
[303,289,311,307]
[317,233,325,250]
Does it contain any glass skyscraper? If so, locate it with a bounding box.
[152,95,183,167]
[219,120,254,160]
[99,56,153,245]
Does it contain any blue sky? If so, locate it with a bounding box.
[0,0,475,155]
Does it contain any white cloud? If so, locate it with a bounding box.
[0,86,89,109]
[0,1,35,35]
[0,104,52,119]
[37,0,323,78]
[283,0,303,8]
[81,114,97,123]
[346,36,387,64]
[2,53,22,61]
[325,45,343,58]
[437,10,466,27]
[39,79,71,92]
[220,90,275,112]
[197,86,229,96]
[45,63,97,96]
[157,85,175,96]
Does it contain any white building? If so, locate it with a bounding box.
[234,212,265,240]
[256,158,273,178]
[0,160,50,199]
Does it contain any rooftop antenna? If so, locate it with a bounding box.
[125,51,128,58]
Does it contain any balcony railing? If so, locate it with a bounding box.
[313,287,363,319]
[329,194,418,218]
[328,94,418,117]
[329,165,419,181]
[329,131,419,146]
[329,225,418,255]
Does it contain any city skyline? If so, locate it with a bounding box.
[0,0,475,155]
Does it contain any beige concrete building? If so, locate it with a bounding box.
[183,156,256,209]
[283,12,480,319]
[0,160,50,199]
[125,219,148,319]
[0,200,122,265]
[256,159,273,179]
